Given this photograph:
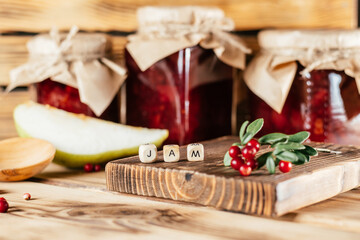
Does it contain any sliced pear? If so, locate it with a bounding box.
[13,101,169,168]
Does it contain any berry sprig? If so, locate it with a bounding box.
[224,118,318,176]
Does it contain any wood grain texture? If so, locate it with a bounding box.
[283,187,360,234]
[2,181,360,240]
[0,0,357,33]
[106,136,360,216]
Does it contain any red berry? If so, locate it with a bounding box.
[94,164,101,172]
[241,146,257,160]
[230,158,242,170]
[0,198,9,213]
[239,165,252,176]
[84,163,93,172]
[279,161,292,173]
[229,146,241,158]
[245,159,258,170]
[246,139,260,152]
[23,193,31,200]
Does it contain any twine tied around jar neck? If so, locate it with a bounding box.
[132,7,234,40]
[261,47,360,77]
[29,26,108,61]
[8,26,127,117]
[126,6,251,72]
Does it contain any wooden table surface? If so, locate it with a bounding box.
[1,90,360,239]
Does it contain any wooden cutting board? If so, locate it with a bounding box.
[105,136,360,217]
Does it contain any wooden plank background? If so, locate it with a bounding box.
[0,0,357,32]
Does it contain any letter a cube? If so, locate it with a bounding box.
[187,143,204,161]
[163,145,180,162]
[139,143,157,163]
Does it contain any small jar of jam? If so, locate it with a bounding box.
[125,6,250,145]
[244,30,360,145]
[9,27,126,122]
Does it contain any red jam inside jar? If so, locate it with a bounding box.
[125,46,233,145]
[250,63,360,145]
[36,79,119,122]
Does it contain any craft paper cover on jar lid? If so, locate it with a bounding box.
[126,6,251,72]
[244,29,360,113]
[8,26,127,116]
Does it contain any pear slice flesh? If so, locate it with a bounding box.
[13,101,169,168]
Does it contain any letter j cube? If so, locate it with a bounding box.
[187,143,204,161]
[139,143,157,163]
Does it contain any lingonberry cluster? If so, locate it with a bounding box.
[224,118,317,176]
[229,139,260,176]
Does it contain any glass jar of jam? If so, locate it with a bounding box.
[9,27,126,122]
[126,46,233,145]
[244,30,360,145]
[125,7,250,145]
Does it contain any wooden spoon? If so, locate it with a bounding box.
[0,138,56,181]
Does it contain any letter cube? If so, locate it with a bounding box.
[163,145,180,162]
[187,143,204,161]
[139,143,157,163]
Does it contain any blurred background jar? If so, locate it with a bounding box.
[8,26,127,122]
[244,30,360,145]
[125,6,250,145]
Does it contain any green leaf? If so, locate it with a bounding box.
[242,132,254,145]
[259,133,289,145]
[257,152,272,169]
[294,151,307,164]
[246,118,264,136]
[288,131,310,143]
[239,120,249,143]
[266,155,276,174]
[274,158,281,166]
[224,151,232,166]
[275,151,298,163]
[301,145,318,156]
[274,142,305,152]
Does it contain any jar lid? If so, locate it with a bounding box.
[27,32,112,59]
[136,6,234,32]
[259,30,360,49]
[9,27,127,117]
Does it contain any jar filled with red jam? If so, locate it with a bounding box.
[244,30,360,145]
[9,27,126,122]
[125,7,250,145]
